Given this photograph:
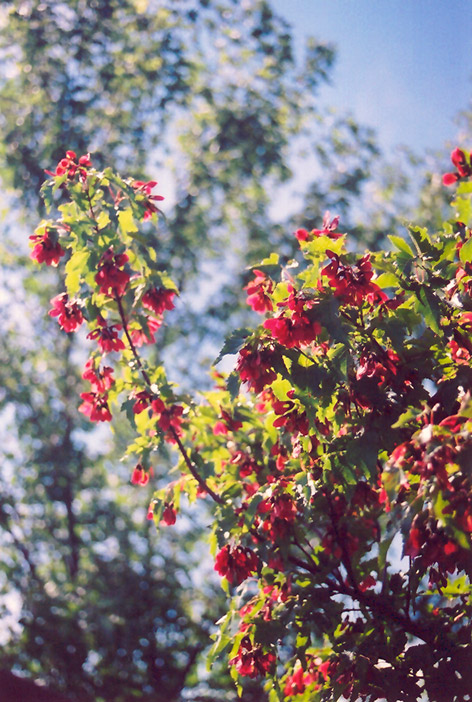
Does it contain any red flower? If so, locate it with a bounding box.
[82,358,114,393]
[295,228,310,242]
[264,315,321,348]
[130,315,162,347]
[45,150,92,180]
[87,316,125,353]
[161,503,177,526]
[78,392,112,422]
[284,665,306,696]
[356,348,399,385]
[358,574,376,592]
[214,544,258,585]
[29,230,65,266]
[132,180,165,220]
[151,400,184,442]
[272,395,310,436]
[236,344,279,393]
[48,293,84,332]
[150,397,166,415]
[142,287,176,315]
[284,664,321,697]
[131,463,150,486]
[132,390,153,415]
[322,252,387,306]
[259,493,298,542]
[263,287,322,348]
[295,211,341,242]
[157,404,184,437]
[95,248,130,297]
[244,270,274,313]
[442,148,472,186]
[212,409,243,435]
[229,637,275,678]
[449,338,471,365]
[230,451,260,477]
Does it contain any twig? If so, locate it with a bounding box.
[115,293,224,505]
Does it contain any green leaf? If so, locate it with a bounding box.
[118,208,138,237]
[417,287,441,334]
[388,235,415,257]
[392,407,419,429]
[64,249,90,295]
[304,233,346,259]
[375,272,399,288]
[226,371,241,401]
[452,193,472,223]
[40,181,54,213]
[96,210,111,230]
[441,575,469,597]
[459,235,472,264]
[214,328,252,364]
[378,533,395,572]
[407,225,431,254]
[457,181,472,195]
[153,271,179,292]
[249,252,280,278]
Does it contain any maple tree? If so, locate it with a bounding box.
[30,148,472,702]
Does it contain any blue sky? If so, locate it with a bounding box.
[271,0,472,154]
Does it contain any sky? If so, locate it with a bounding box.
[271,0,472,155]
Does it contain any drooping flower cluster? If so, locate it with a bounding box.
[45,150,92,180]
[321,251,387,306]
[142,287,176,315]
[229,638,275,678]
[86,316,125,353]
[264,286,322,347]
[82,358,115,393]
[33,151,180,480]
[214,544,259,585]
[443,147,472,186]
[132,180,165,220]
[295,211,341,242]
[29,229,65,266]
[131,463,151,486]
[236,343,279,393]
[95,248,130,297]
[244,270,274,313]
[78,391,112,422]
[48,293,83,332]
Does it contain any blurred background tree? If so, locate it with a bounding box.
[0,0,467,700]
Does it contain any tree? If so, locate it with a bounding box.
[0,251,236,700]
[7,3,472,700]
[0,0,381,333]
[0,5,391,695]
[30,146,472,702]
[0,2,348,696]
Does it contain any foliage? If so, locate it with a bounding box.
[0,267,234,701]
[30,147,472,701]
[0,3,350,696]
[0,3,382,697]
[0,0,382,357]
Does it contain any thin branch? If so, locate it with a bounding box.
[115,293,223,505]
[86,189,101,237]
[169,427,223,504]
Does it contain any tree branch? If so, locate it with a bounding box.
[115,293,223,505]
